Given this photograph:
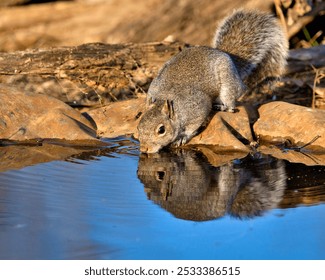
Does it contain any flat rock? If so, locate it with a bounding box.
[254,101,325,151]
[86,97,146,138]
[188,106,253,151]
[0,85,99,141]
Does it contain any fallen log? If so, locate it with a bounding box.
[0,42,324,108]
[0,42,187,106]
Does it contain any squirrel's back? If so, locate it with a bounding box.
[213,9,288,88]
[137,9,289,153]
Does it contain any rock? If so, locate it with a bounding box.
[188,106,253,152]
[86,96,146,138]
[0,84,252,152]
[0,85,100,142]
[254,101,325,151]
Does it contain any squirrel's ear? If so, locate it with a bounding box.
[162,100,174,119]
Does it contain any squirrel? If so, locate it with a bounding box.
[137,9,288,153]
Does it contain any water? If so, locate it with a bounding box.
[0,138,324,260]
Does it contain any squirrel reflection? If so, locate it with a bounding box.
[137,149,286,221]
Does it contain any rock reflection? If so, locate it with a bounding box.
[137,149,287,221]
[0,137,138,172]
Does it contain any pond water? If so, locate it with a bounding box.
[0,137,324,260]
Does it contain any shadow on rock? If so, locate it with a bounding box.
[137,149,287,221]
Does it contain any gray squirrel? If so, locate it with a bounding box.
[137,9,288,153]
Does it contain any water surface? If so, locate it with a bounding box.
[0,138,324,259]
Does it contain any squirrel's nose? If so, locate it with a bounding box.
[139,145,148,153]
[140,144,160,154]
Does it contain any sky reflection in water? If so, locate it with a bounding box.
[0,143,324,260]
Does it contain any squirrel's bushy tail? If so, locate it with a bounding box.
[213,9,288,90]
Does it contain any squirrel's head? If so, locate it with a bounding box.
[137,99,178,153]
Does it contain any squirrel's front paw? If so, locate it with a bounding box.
[226,107,236,113]
[180,137,189,145]
[172,136,188,148]
[213,104,236,113]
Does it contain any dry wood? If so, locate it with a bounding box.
[0,42,186,106]
[0,42,324,108]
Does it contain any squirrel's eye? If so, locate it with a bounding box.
[156,171,165,181]
[156,125,166,135]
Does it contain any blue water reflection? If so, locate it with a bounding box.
[0,146,324,260]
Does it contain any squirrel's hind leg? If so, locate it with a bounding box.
[213,53,246,113]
